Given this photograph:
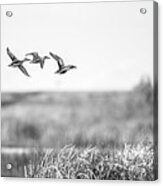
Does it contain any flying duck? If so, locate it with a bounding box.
[49,52,77,74]
[7,47,31,77]
[25,52,50,69]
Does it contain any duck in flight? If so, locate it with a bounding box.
[49,52,77,74]
[25,52,50,69]
[7,47,31,77]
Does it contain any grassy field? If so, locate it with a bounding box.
[24,144,155,180]
[1,81,157,179]
[1,91,153,148]
[1,143,156,180]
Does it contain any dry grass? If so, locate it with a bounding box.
[24,143,156,180]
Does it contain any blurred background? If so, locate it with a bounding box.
[1,77,153,148]
[1,76,154,177]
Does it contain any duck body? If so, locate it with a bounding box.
[55,65,77,74]
[8,58,28,67]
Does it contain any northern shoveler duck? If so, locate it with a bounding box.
[25,52,50,69]
[7,47,31,77]
[49,52,77,74]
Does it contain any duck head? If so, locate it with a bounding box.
[70,65,77,69]
[43,56,50,60]
[23,58,30,62]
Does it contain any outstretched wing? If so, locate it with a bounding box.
[26,52,39,58]
[40,56,50,69]
[40,61,44,69]
[18,65,30,77]
[7,47,18,61]
[49,52,64,69]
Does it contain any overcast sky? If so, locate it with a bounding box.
[1,1,153,92]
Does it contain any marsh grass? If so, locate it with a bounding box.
[24,143,156,180]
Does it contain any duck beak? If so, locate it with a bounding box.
[8,63,12,67]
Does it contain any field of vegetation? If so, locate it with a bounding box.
[23,144,155,180]
[1,79,157,180]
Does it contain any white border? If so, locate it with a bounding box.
[0,0,162,186]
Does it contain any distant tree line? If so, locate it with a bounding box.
[133,76,153,106]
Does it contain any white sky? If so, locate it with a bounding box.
[1,1,154,92]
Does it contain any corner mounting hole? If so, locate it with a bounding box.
[140,8,147,14]
[6,11,13,17]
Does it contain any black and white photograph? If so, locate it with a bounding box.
[1,0,158,180]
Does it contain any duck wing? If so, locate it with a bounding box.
[49,52,64,70]
[26,52,39,58]
[40,60,44,69]
[18,65,30,77]
[7,47,18,61]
